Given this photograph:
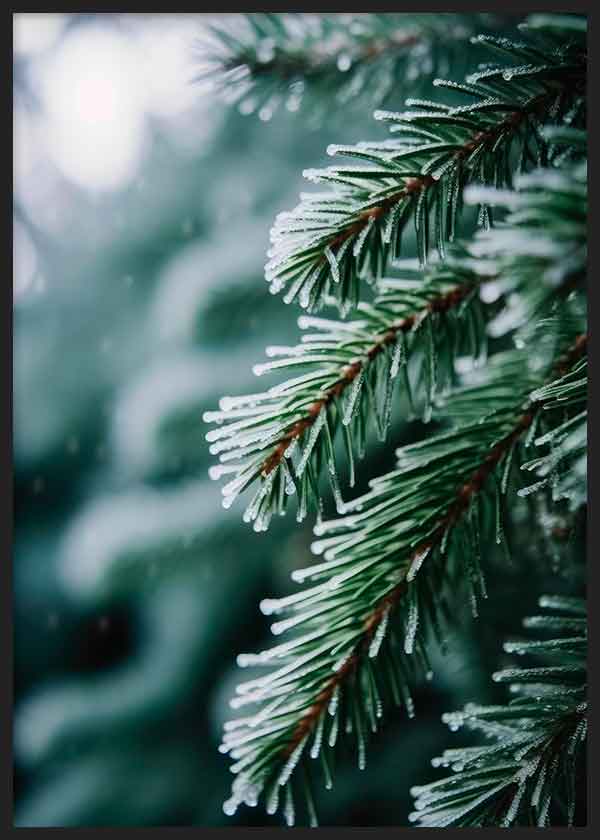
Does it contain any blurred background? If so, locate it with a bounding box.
[13,12,564,827]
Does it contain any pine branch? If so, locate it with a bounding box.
[204,260,489,530]
[520,351,587,510]
[266,17,586,311]
[219,329,586,824]
[463,146,586,337]
[206,149,586,530]
[410,595,587,827]
[195,13,500,122]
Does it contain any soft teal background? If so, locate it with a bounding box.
[13,13,541,826]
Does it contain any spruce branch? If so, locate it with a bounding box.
[195,13,499,122]
[204,260,489,530]
[519,351,587,510]
[206,150,586,530]
[219,328,586,824]
[463,151,586,338]
[410,595,587,827]
[266,17,586,311]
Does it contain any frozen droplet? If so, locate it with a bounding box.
[328,711,339,747]
[269,277,285,294]
[295,409,326,477]
[239,98,258,116]
[270,620,287,636]
[404,593,419,654]
[324,246,340,284]
[284,438,298,459]
[266,783,279,815]
[281,460,296,495]
[236,653,259,668]
[368,609,390,658]
[441,711,465,732]
[259,105,274,122]
[265,345,295,358]
[208,465,231,481]
[277,739,307,789]
[342,368,364,426]
[223,797,238,816]
[390,331,407,379]
[358,739,366,770]
[352,216,374,260]
[328,686,340,717]
[337,53,352,72]
[327,460,346,514]
[406,545,431,582]
[257,38,275,63]
[259,598,278,616]
[286,94,301,112]
[310,714,325,759]
[283,784,295,826]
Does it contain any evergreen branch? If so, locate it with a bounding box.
[204,260,489,530]
[410,595,587,827]
[520,351,587,510]
[463,153,586,337]
[266,18,586,310]
[206,151,586,530]
[195,13,499,122]
[219,330,585,824]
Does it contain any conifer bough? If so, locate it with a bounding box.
[197,13,501,122]
[203,12,587,827]
[410,595,586,827]
[205,262,488,529]
[219,327,586,823]
[206,154,586,530]
[265,25,585,311]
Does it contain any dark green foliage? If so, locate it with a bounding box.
[203,12,588,827]
[520,354,587,510]
[196,13,501,123]
[463,145,586,337]
[205,150,587,528]
[218,320,585,823]
[410,596,586,827]
[204,262,486,530]
[264,24,585,311]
